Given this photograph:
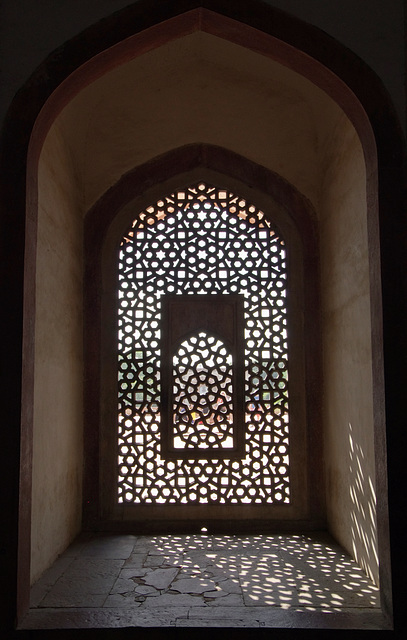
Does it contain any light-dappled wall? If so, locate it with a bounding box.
[320,116,378,583]
[30,31,379,585]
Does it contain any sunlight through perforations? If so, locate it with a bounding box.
[117,183,290,505]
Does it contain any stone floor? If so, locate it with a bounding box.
[21,532,385,630]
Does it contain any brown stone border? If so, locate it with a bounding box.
[0,0,404,632]
[83,144,322,529]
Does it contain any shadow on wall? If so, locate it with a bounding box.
[348,423,378,584]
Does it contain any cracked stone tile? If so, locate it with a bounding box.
[200,572,228,583]
[172,577,217,594]
[147,545,182,555]
[119,567,151,580]
[215,578,242,594]
[203,588,229,599]
[122,553,147,569]
[131,538,154,554]
[185,551,216,564]
[103,593,142,608]
[203,566,233,580]
[180,562,223,577]
[134,584,159,596]
[205,593,245,606]
[177,564,205,577]
[142,567,179,590]
[144,554,183,568]
[186,553,240,572]
[180,537,213,551]
[109,577,139,594]
[177,564,232,583]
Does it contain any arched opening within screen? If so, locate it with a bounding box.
[117,183,289,505]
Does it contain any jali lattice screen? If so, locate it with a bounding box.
[117,183,290,505]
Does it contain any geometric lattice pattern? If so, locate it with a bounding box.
[172,332,234,450]
[117,183,289,504]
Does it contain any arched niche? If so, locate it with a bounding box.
[7,3,400,627]
[30,22,382,583]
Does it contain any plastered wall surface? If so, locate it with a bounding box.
[320,116,378,583]
[56,32,341,213]
[31,30,378,586]
[0,0,404,133]
[31,120,84,584]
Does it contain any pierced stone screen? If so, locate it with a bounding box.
[161,293,244,459]
[117,183,290,505]
[172,332,234,450]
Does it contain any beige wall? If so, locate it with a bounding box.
[31,120,84,584]
[31,31,380,585]
[320,115,378,583]
[59,33,339,212]
[1,1,404,135]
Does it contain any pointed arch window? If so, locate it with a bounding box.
[117,183,290,506]
[161,294,244,458]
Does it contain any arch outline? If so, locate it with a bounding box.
[0,1,403,628]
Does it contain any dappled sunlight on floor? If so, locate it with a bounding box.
[22,532,382,629]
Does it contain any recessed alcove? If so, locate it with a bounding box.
[22,12,390,628]
[23,531,384,630]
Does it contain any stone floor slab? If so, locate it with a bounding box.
[119,566,150,579]
[25,532,383,630]
[29,555,75,607]
[217,577,242,594]
[172,576,218,593]
[109,576,140,594]
[176,617,260,627]
[39,558,124,607]
[140,593,206,607]
[144,553,183,567]
[122,552,147,568]
[80,534,137,559]
[205,593,245,606]
[142,567,180,590]
[103,593,142,607]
